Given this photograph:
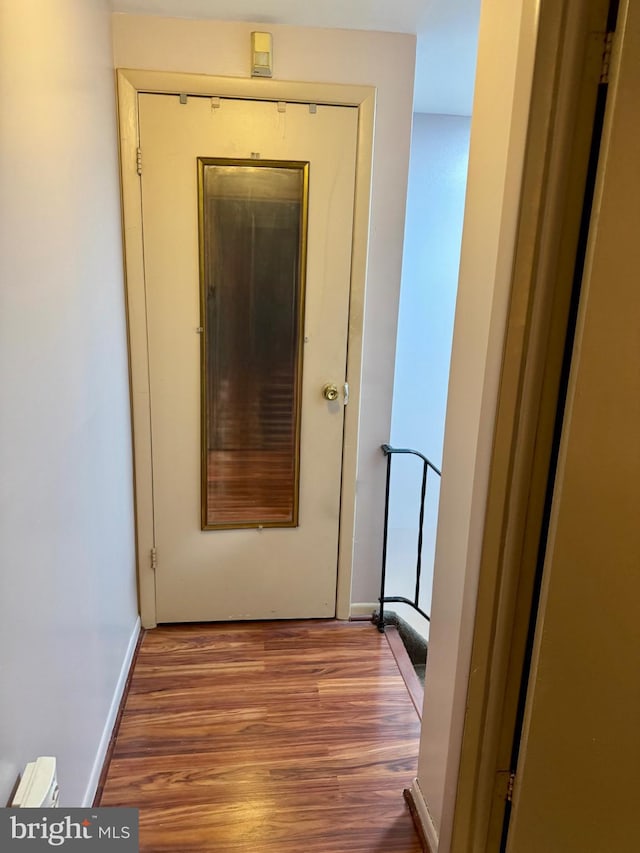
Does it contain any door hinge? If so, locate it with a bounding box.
[600,30,614,84]
[506,772,516,803]
[136,146,143,176]
[150,547,157,572]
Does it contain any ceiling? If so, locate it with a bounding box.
[110,0,481,115]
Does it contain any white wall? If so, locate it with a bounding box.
[413,0,540,848]
[111,13,416,607]
[0,0,138,806]
[387,113,471,630]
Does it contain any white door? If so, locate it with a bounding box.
[138,93,358,622]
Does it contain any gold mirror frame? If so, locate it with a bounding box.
[197,158,310,530]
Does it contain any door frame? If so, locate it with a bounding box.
[116,68,375,628]
[447,0,615,849]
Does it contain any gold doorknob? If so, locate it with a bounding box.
[322,383,339,401]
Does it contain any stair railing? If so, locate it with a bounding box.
[377,443,442,633]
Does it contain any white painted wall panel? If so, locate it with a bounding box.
[0,0,138,806]
[415,0,539,846]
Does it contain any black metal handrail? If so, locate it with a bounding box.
[377,443,442,633]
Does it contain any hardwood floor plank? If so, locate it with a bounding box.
[131,802,422,853]
[112,710,418,760]
[99,620,422,852]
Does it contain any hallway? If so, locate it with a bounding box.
[97,620,422,851]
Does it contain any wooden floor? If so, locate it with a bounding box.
[206,449,295,525]
[98,620,423,852]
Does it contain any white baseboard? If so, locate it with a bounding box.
[350,601,378,618]
[409,778,439,852]
[82,616,141,806]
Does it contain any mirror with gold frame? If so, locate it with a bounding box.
[197,158,309,530]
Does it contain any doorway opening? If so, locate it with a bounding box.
[383,112,472,653]
[377,3,480,683]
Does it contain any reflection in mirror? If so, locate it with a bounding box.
[198,160,308,529]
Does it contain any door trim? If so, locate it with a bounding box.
[449,1,614,848]
[116,68,375,628]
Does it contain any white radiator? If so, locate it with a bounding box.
[12,757,59,807]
